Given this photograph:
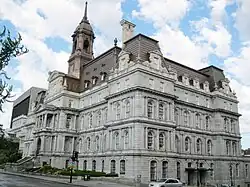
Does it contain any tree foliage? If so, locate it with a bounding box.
[0,26,28,112]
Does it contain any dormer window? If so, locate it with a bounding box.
[92,76,98,85]
[189,79,194,86]
[100,72,107,81]
[84,80,90,88]
[200,83,204,90]
[178,76,182,82]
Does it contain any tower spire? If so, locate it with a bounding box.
[83,1,88,22]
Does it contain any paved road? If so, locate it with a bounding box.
[0,173,79,187]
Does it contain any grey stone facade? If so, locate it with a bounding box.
[12,3,250,187]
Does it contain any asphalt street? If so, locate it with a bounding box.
[0,173,79,187]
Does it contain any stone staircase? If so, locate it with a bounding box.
[5,156,35,172]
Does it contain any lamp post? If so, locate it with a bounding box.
[197,161,200,187]
[69,150,79,183]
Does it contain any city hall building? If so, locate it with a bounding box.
[10,2,250,186]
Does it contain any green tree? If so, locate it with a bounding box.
[0,26,28,112]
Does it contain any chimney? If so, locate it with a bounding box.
[120,19,136,47]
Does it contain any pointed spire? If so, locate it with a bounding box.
[83,1,88,22]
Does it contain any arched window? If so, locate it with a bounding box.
[159,133,165,150]
[162,161,168,178]
[89,113,92,128]
[113,132,119,150]
[210,163,214,178]
[148,132,154,150]
[184,111,189,126]
[124,131,129,149]
[116,103,121,120]
[224,118,228,132]
[87,137,91,150]
[95,136,99,151]
[97,111,101,126]
[175,109,179,125]
[175,135,180,153]
[120,160,125,174]
[177,162,181,180]
[196,138,202,154]
[101,160,104,172]
[159,103,164,120]
[205,116,210,130]
[83,160,87,170]
[232,142,236,156]
[196,113,201,128]
[226,141,230,155]
[92,160,96,171]
[111,160,116,174]
[103,134,107,151]
[147,101,153,118]
[207,140,212,155]
[125,101,130,118]
[150,161,157,181]
[231,119,235,133]
[185,137,191,152]
[236,163,239,177]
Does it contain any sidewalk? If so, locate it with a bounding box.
[0,170,133,187]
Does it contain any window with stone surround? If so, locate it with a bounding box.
[175,109,179,125]
[66,114,72,129]
[224,118,228,132]
[159,103,164,120]
[175,135,180,153]
[102,160,104,172]
[150,160,157,181]
[124,131,129,149]
[196,138,202,154]
[159,133,165,150]
[125,100,130,118]
[185,137,191,152]
[103,134,107,151]
[162,161,168,179]
[148,131,154,150]
[226,141,230,155]
[207,140,212,155]
[120,160,125,174]
[177,162,181,180]
[195,113,201,129]
[205,116,210,130]
[89,113,92,128]
[92,160,96,171]
[184,111,189,126]
[83,160,87,170]
[210,163,214,178]
[232,141,236,156]
[97,111,101,126]
[87,137,91,151]
[236,163,239,177]
[113,132,119,150]
[110,160,116,174]
[147,101,153,118]
[116,102,121,120]
[95,136,99,151]
[246,164,249,178]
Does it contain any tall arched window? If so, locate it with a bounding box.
[184,111,188,126]
[177,162,181,180]
[95,136,99,151]
[148,132,154,150]
[175,135,180,153]
[124,131,129,149]
[92,160,96,171]
[111,160,116,174]
[87,137,91,150]
[196,113,201,128]
[205,116,210,130]
[97,111,101,126]
[120,160,125,174]
[185,137,191,152]
[232,142,236,156]
[162,161,168,178]
[226,141,230,155]
[83,160,87,170]
[89,113,92,128]
[101,160,104,172]
[116,103,121,120]
[207,140,212,155]
[159,133,165,150]
[159,103,164,120]
[150,161,157,181]
[197,138,202,154]
[125,101,130,118]
[147,101,153,118]
[175,109,179,125]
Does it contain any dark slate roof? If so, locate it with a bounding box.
[79,46,122,92]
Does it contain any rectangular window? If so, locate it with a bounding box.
[66,115,72,129]
[111,160,116,174]
[236,164,239,177]
[120,160,125,174]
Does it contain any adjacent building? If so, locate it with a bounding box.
[10,2,250,186]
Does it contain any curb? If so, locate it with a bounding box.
[0,171,87,187]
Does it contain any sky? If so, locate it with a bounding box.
[0,0,250,148]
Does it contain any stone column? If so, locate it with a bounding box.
[73,115,77,130]
[44,114,47,128]
[166,102,170,121]
[72,137,75,152]
[156,128,159,150]
[109,130,112,150]
[41,136,45,152]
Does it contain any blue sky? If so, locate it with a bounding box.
[1,0,250,149]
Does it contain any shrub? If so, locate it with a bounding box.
[55,169,106,177]
[105,173,119,177]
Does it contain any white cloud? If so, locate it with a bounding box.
[0,0,124,129]
[234,0,250,41]
[132,0,191,28]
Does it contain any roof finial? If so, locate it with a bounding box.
[83,1,88,21]
[114,38,118,46]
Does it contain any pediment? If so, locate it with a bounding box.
[48,71,65,83]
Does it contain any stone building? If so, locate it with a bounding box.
[12,2,250,186]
